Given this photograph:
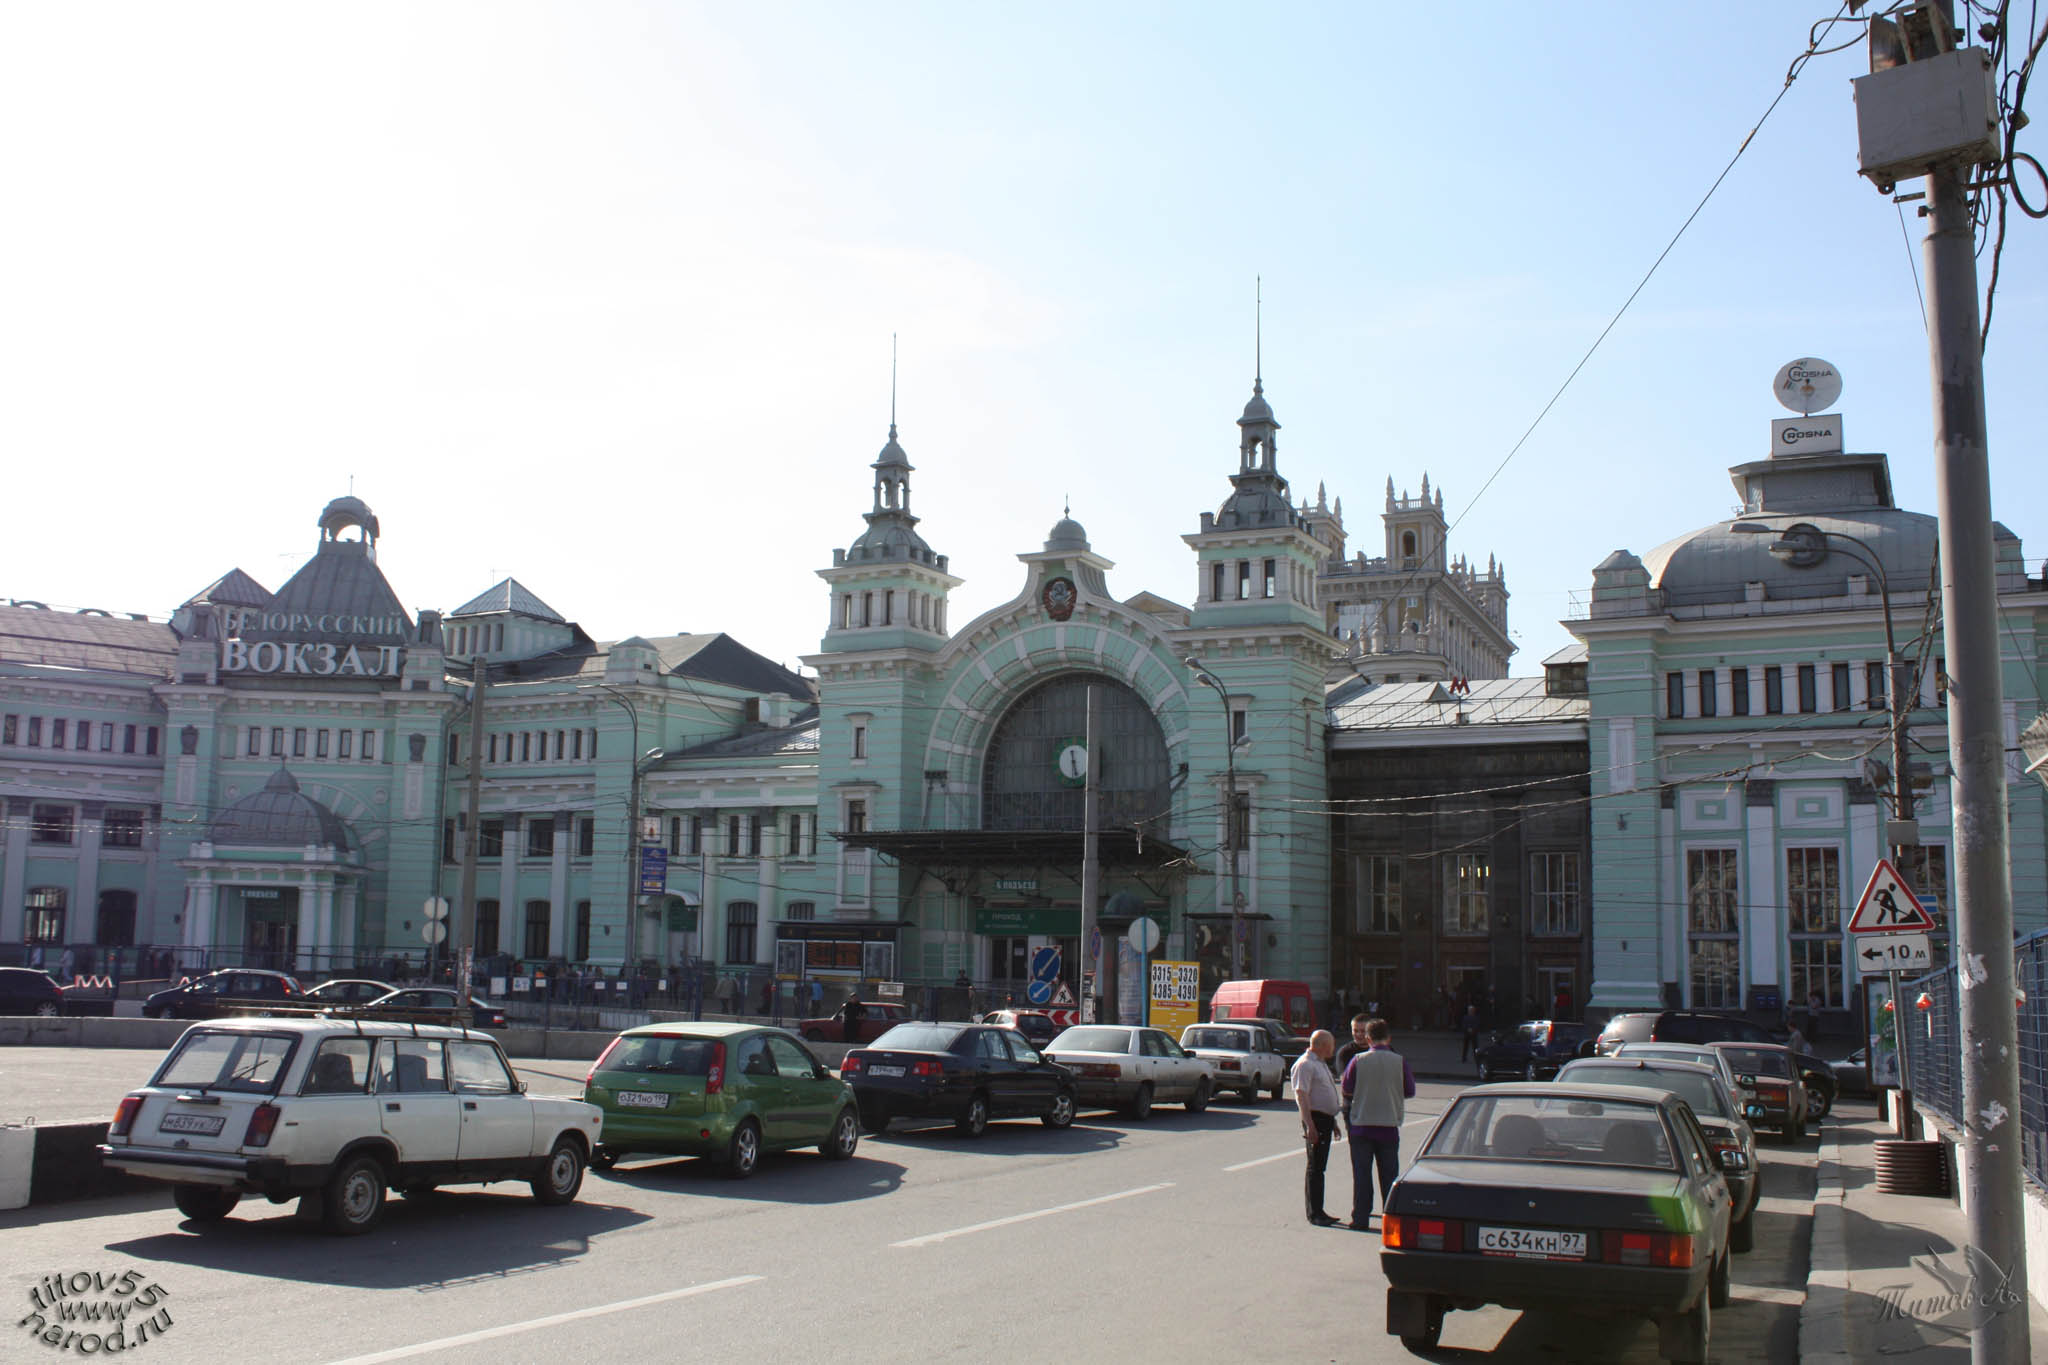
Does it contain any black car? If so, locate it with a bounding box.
[302,978,396,1005]
[1381,1081,1733,1362]
[1474,1020,1595,1081]
[142,969,301,1019]
[1791,1047,1838,1119]
[842,1022,1077,1136]
[364,988,508,1029]
[1595,1011,1778,1056]
[0,966,65,1017]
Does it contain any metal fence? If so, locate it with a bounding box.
[1902,928,2048,1189]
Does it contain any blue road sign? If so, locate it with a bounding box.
[1026,979,1053,1005]
[1030,946,1062,983]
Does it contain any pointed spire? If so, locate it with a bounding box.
[1421,472,1430,501]
[1385,477,1395,509]
[1254,274,1262,394]
[890,332,898,435]
[1317,480,1327,510]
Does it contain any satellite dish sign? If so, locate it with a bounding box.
[1773,358,1842,416]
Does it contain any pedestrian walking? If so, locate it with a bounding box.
[1806,989,1825,1043]
[1292,1030,1344,1226]
[1459,1003,1482,1062]
[1334,1014,1373,1076]
[717,975,738,1015]
[838,991,865,1041]
[1340,1018,1416,1231]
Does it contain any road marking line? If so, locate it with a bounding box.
[1224,1149,1301,1172]
[891,1183,1174,1248]
[321,1276,765,1363]
[1735,1285,1807,1306]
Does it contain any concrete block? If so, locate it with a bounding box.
[0,1126,33,1211]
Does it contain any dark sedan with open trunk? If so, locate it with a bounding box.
[1381,1081,1734,1363]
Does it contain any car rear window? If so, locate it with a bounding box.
[869,1024,965,1052]
[1051,1028,1132,1053]
[155,1030,299,1093]
[601,1035,722,1074]
[1424,1094,1678,1170]
[1717,1046,1792,1077]
[1562,1064,1728,1118]
[1184,1027,1250,1050]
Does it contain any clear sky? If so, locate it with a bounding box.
[4,3,2041,677]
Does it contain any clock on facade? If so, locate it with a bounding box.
[1056,741,1089,786]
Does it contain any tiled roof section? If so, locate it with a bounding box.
[459,633,815,701]
[182,568,273,609]
[1327,676,1587,732]
[449,577,565,623]
[1543,641,1589,666]
[251,541,411,645]
[668,706,823,760]
[0,605,179,678]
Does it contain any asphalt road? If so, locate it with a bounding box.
[3,1065,1822,1364]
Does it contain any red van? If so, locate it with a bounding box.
[1208,979,1317,1036]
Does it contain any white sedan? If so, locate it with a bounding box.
[1179,1022,1287,1102]
[1043,1024,1214,1118]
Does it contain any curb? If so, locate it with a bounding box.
[1799,1119,1852,1364]
[0,1121,151,1212]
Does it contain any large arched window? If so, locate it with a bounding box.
[96,889,137,947]
[981,674,1170,830]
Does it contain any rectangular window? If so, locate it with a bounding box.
[1263,558,1277,599]
[74,719,91,750]
[572,729,583,760]
[883,590,894,625]
[1666,673,1685,719]
[520,732,531,762]
[100,722,114,751]
[243,726,260,757]
[478,819,504,859]
[27,716,43,747]
[1529,852,1582,935]
[523,900,551,959]
[1354,855,1402,934]
[1797,663,1817,713]
[338,729,353,759]
[847,799,867,834]
[145,727,159,756]
[725,901,758,964]
[554,730,565,759]
[1730,667,1750,716]
[447,733,458,766]
[577,817,594,858]
[315,729,330,759]
[1237,561,1252,600]
[1230,705,1248,747]
[852,724,867,759]
[747,815,762,857]
[787,900,815,921]
[31,803,75,846]
[788,813,804,858]
[489,734,499,763]
[574,901,592,960]
[1,715,14,744]
[527,818,554,859]
[52,719,67,749]
[861,592,873,626]
[1443,854,1489,935]
[359,730,374,761]
[1866,661,1887,711]
[1902,845,1952,965]
[1832,662,1851,712]
[1686,849,1742,1008]
[587,729,597,758]
[726,815,741,857]
[1787,846,1842,1008]
[270,726,285,757]
[23,888,66,945]
[668,816,682,856]
[688,815,703,856]
[1764,666,1784,715]
[443,818,457,864]
[291,728,306,757]
[475,900,500,957]
[103,808,145,849]
[1210,563,1225,603]
[1698,670,1717,719]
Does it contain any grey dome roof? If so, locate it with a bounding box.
[1044,516,1091,553]
[318,495,379,541]
[1238,384,1274,426]
[208,768,353,849]
[850,519,933,558]
[873,425,912,470]
[1644,508,1939,609]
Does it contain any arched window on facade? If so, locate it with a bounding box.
[980,674,1170,831]
[24,887,67,945]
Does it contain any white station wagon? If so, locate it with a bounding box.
[100,1017,601,1235]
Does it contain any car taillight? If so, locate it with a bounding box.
[1219,1059,1241,1071]
[1077,1062,1123,1079]
[705,1042,726,1095]
[911,1060,944,1078]
[110,1095,142,1138]
[1605,1231,1693,1268]
[1380,1216,1460,1251]
[840,1054,865,1076]
[243,1104,281,1148]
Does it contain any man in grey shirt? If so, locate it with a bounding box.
[1291,1030,1344,1227]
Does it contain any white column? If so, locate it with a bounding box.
[0,798,29,944]
[296,879,318,973]
[315,881,336,967]
[336,884,358,960]
[754,819,778,969]
[73,805,105,948]
[189,879,217,961]
[1745,790,1778,999]
[1659,802,1681,989]
[496,814,520,955]
[549,812,571,959]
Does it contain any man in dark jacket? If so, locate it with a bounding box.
[839,993,865,1041]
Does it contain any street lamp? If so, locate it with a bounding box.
[587,683,666,972]
[1185,658,1245,980]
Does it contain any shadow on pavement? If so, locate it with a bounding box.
[106,1195,653,1290]
[595,1151,907,1203]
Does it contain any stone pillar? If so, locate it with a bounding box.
[336,884,359,961]
[1658,787,1681,991]
[74,803,106,950]
[1744,781,1779,1005]
[755,813,779,970]
[496,815,520,958]
[296,877,319,973]
[0,798,29,944]
[314,880,336,971]
[549,812,571,960]
[188,877,217,965]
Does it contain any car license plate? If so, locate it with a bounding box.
[158,1112,226,1136]
[1479,1226,1587,1260]
[869,1065,906,1077]
[616,1091,669,1109]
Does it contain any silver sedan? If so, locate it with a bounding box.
[1044,1024,1215,1118]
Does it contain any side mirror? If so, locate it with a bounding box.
[1737,1073,1758,1089]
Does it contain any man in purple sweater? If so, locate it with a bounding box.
[1339,1017,1415,1231]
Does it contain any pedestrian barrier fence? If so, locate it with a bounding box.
[1902,928,2048,1190]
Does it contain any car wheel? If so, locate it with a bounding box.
[1807,1084,1831,1120]
[1185,1077,1212,1114]
[955,1092,990,1138]
[1730,1204,1754,1253]
[1708,1247,1731,1309]
[1659,1295,1711,1365]
[805,1029,825,1042]
[530,1136,585,1205]
[1392,1293,1446,1352]
[822,1107,859,1160]
[1043,1088,1075,1129]
[722,1120,761,1180]
[1126,1082,1154,1121]
[34,1001,59,1018]
[1268,1072,1285,1103]
[172,1184,240,1223]
[322,1154,387,1236]
[588,1146,618,1171]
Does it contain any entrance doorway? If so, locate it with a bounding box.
[1357,963,1398,1018]
[1537,965,1578,1021]
[241,888,299,971]
[1446,964,1488,1027]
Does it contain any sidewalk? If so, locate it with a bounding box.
[1802,1110,2048,1361]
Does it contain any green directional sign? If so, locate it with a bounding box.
[974,905,1080,936]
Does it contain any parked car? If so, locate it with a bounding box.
[842,1022,1076,1135]
[1229,1016,1312,1061]
[798,1001,911,1044]
[1613,1042,1748,1105]
[582,1022,858,1177]
[979,1009,1061,1050]
[1556,1057,1761,1252]
[1178,1022,1287,1101]
[1207,979,1317,1036]
[98,1017,600,1234]
[1043,1024,1214,1118]
[0,966,65,1017]
[365,988,507,1029]
[142,969,301,1020]
[302,978,396,1005]
[1708,1041,1810,1142]
[1380,1081,1733,1362]
[1474,1020,1596,1081]
[1595,1010,1779,1056]
[1830,1048,1874,1101]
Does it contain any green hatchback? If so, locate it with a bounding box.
[582,1022,859,1179]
